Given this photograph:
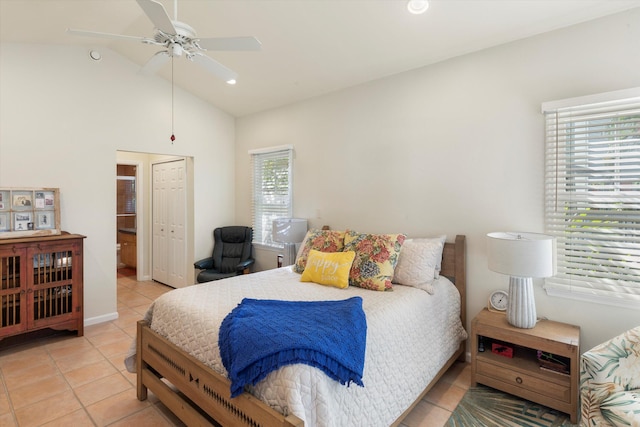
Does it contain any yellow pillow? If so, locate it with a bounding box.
[300,249,356,289]
[294,229,346,273]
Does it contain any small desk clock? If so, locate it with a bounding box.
[488,289,508,313]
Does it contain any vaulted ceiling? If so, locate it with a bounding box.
[2,0,639,117]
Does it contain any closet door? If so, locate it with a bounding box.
[152,159,187,288]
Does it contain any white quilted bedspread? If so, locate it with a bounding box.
[126,267,467,427]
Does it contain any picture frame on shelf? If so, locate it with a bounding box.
[0,213,9,231]
[0,190,7,210]
[37,211,55,229]
[35,191,55,209]
[14,212,33,231]
[0,187,61,239]
[12,191,33,209]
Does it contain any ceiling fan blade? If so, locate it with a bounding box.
[190,54,238,83]
[140,51,171,75]
[197,36,262,51]
[66,28,148,42]
[136,0,176,35]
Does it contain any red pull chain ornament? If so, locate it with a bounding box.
[170,134,175,142]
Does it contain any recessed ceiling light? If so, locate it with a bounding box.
[89,50,101,61]
[407,0,429,14]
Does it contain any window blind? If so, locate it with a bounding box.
[250,146,293,247]
[542,91,640,308]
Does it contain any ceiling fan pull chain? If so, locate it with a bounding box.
[170,56,176,143]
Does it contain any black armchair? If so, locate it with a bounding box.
[194,226,255,283]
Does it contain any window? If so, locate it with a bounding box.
[542,88,640,309]
[250,146,294,248]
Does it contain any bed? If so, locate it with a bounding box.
[127,234,467,427]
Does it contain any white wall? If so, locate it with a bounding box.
[235,9,640,351]
[0,43,236,323]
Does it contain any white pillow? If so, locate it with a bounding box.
[429,235,447,278]
[392,236,446,294]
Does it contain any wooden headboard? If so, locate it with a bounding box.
[440,235,467,337]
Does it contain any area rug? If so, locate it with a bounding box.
[446,385,577,427]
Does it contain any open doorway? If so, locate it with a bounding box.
[116,150,195,287]
[116,163,138,279]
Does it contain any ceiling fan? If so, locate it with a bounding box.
[67,0,261,84]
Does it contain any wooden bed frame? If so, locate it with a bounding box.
[136,235,466,427]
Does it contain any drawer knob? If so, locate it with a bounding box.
[516,377,523,384]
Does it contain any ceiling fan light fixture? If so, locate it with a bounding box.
[171,43,184,57]
[407,0,429,14]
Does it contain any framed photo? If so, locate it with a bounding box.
[35,191,55,209]
[0,187,61,239]
[13,212,33,231]
[12,191,32,209]
[0,213,9,231]
[36,211,55,230]
[0,191,8,210]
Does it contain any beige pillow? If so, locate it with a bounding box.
[393,237,446,294]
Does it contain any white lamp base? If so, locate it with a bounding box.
[506,276,537,329]
[282,243,297,266]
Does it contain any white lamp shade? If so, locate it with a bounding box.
[487,232,557,278]
[272,218,308,243]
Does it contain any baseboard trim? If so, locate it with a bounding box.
[84,312,119,327]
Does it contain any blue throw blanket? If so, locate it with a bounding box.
[219,296,367,398]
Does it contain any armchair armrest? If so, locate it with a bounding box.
[582,326,640,389]
[194,257,214,270]
[236,258,255,274]
[580,326,640,426]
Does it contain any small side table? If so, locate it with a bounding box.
[470,308,580,423]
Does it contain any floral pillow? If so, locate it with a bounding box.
[343,230,406,291]
[293,229,345,273]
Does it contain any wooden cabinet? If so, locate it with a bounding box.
[119,231,136,268]
[0,232,85,340]
[470,308,580,423]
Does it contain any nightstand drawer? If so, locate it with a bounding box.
[477,360,570,403]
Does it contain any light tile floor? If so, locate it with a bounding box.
[0,274,470,426]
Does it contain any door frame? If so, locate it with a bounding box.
[116,151,194,285]
[116,159,143,281]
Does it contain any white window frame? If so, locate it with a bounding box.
[249,145,294,249]
[542,88,640,310]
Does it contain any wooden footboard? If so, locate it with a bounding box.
[136,234,466,427]
[137,319,304,427]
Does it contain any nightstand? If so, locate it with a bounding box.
[470,308,580,423]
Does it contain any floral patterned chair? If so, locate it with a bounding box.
[580,326,640,426]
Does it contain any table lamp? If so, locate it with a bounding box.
[487,232,556,329]
[273,218,308,266]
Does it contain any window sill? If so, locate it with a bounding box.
[544,285,640,311]
[253,243,282,252]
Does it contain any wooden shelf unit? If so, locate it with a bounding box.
[470,308,580,423]
[0,232,85,340]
